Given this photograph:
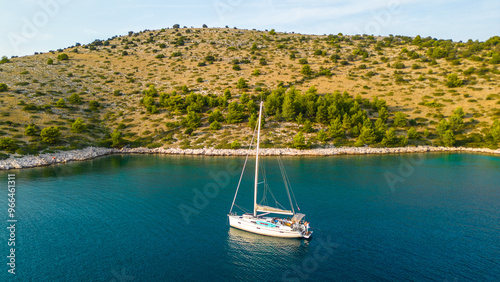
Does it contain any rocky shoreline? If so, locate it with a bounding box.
[0,146,499,170]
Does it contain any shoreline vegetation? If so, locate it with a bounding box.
[1,146,499,170]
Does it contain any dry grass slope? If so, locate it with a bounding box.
[0,27,499,156]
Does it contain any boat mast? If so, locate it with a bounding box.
[254,101,263,217]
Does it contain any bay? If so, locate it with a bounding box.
[0,153,499,281]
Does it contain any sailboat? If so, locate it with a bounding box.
[228,101,312,239]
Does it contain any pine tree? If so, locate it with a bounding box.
[317,129,328,142]
[453,107,465,119]
[316,105,328,124]
[328,117,344,138]
[356,125,377,146]
[210,120,222,130]
[71,118,87,133]
[399,136,408,146]
[184,111,201,128]
[246,100,257,114]
[491,120,500,143]
[342,113,351,131]
[56,98,66,108]
[264,91,282,116]
[25,124,38,136]
[306,101,316,119]
[407,127,419,139]
[226,102,245,124]
[111,129,124,148]
[41,127,61,144]
[293,132,308,149]
[442,130,455,146]
[302,120,314,133]
[381,128,399,147]
[301,64,313,76]
[248,113,257,129]
[327,103,339,121]
[208,110,224,123]
[236,78,248,89]
[282,94,296,121]
[378,107,389,123]
[296,113,304,124]
[437,119,450,136]
[374,118,387,141]
[393,111,407,127]
[423,128,430,138]
[449,114,464,132]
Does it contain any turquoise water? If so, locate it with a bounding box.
[1,153,499,281]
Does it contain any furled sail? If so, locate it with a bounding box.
[255,204,294,215]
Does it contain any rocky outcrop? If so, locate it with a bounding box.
[1,146,499,170]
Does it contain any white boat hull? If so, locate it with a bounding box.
[228,215,312,239]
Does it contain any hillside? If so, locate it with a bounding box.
[0,26,499,156]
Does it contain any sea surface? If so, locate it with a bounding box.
[0,153,499,281]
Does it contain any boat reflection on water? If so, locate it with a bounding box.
[226,227,310,280]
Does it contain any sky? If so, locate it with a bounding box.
[1,0,499,57]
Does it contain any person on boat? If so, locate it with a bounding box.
[305,221,310,232]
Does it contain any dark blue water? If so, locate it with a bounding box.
[1,153,499,281]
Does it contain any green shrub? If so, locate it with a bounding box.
[111,129,124,148]
[407,127,419,139]
[236,78,248,89]
[57,53,69,60]
[68,93,83,104]
[183,111,201,128]
[205,55,216,62]
[41,127,61,144]
[393,62,405,69]
[230,140,241,149]
[292,132,308,149]
[0,137,18,153]
[393,112,407,127]
[209,109,224,122]
[0,56,9,64]
[25,124,38,136]
[317,129,328,142]
[301,64,313,76]
[71,118,87,133]
[210,120,222,130]
[56,98,66,108]
[446,73,463,88]
[89,100,100,111]
[0,83,8,92]
[225,102,245,123]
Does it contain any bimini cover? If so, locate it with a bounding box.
[291,213,306,223]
